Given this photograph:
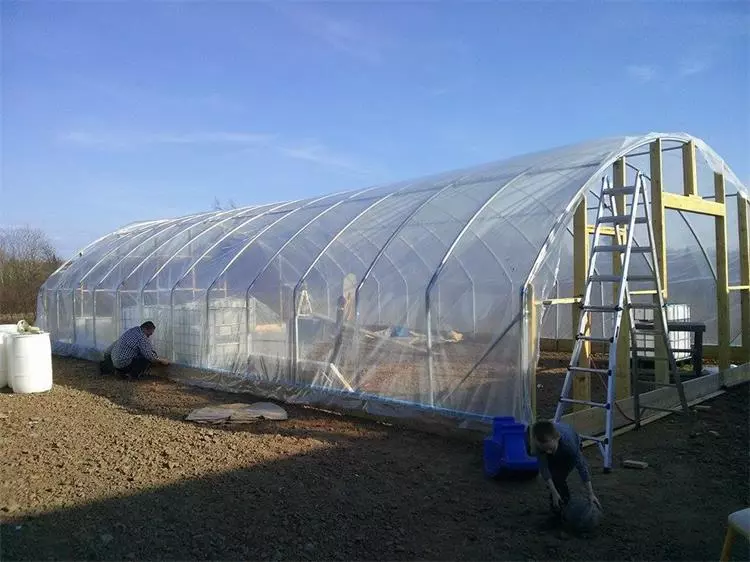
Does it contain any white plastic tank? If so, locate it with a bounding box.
[0,324,18,389]
[8,332,53,394]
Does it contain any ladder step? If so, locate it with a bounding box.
[581,305,621,312]
[569,366,610,375]
[576,335,614,343]
[593,245,652,253]
[590,274,655,282]
[602,186,637,196]
[628,303,663,309]
[560,398,609,408]
[597,216,649,225]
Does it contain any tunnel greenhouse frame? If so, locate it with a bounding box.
[38,132,750,435]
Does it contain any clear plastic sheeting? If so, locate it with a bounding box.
[37,133,748,431]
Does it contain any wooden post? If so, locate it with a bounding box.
[572,196,591,410]
[682,140,698,197]
[613,158,631,399]
[650,140,668,384]
[714,173,730,372]
[738,195,750,363]
[527,285,538,418]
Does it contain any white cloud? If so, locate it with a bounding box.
[626,64,658,83]
[59,129,372,175]
[678,57,712,77]
[61,130,272,149]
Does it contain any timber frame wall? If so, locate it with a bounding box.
[530,138,750,418]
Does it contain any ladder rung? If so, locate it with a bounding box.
[590,274,655,282]
[593,245,652,253]
[569,366,609,375]
[581,305,621,312]
[602,186,637,196]
[597,216,649,225]
[560,398,609,408]
[577,335,613,343]
[628,303,662,309]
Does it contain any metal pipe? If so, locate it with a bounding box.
[425,168,533,406]
[166,199,302,363]
[291,189,408,380]
[242,191,371,365]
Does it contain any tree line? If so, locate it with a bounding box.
[0,226,61,320]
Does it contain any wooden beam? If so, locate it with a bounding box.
[739,195,750,363]
[561,368,749,439]
[612,158,630,399]
[540,297,581,306]
[663,192,725,217]
[540,338,747,363]
[714,173,731,373]
[682,140,698,196]
[573,196,591,410]
[587,225,617,236]
[649,140,668,298]
[527,285,538,419]
[650,140,668,384]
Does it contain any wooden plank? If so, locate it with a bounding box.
[650,140,668,298]
[663,192,725,217]
[612,158,630,399]
[682,140,698,196]
[739,195,750,363]
[527,285,538,418]
[540,297,581,306]
[573,196,591,410]
[539,338,746,363]
[723,362,750,388]
[714,173,731,372]
[587,225,616,236]
[562,370,725,437]
[729,285,750,291]
[650,140,669,384]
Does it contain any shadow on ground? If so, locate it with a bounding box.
[1,358,747,561]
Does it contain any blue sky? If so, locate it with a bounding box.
[2,0,748,258]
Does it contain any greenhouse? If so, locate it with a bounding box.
[37,132,749,433]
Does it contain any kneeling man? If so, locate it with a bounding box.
[100,321,170,378]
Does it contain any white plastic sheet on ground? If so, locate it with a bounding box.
[37,133,748,431]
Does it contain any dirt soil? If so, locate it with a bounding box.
[1,357,748,561]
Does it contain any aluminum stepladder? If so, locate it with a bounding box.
[553,172,689,472]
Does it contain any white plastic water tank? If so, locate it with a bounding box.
[0,324,18,389]
[8,332,53,394]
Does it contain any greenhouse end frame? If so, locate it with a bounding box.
[38,132,749,438]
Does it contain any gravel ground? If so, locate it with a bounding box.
[1,357,748,561]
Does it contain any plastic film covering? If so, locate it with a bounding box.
[38,133,748,430]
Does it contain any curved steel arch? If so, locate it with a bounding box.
[138,206,255,298]
[525,133,746,288]
[72,214,205,345]
[291,184,420,378]
[425,167,535,404]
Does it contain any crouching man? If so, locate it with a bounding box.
[100,321,170,379]
[531,420,601,529]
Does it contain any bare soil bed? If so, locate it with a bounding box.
[1,356,748,561]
